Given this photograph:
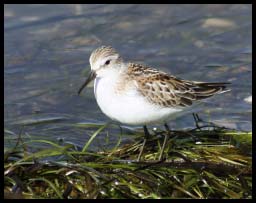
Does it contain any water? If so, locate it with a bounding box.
[4,5,252,149]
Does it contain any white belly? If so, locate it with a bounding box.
[94,77,183,125]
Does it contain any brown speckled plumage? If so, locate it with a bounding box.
[120,63,229,108]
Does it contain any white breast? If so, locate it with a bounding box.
[94,76,183,125]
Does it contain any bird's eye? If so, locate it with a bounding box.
[105,60,111,65]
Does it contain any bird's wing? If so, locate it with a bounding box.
[127,63,230,108]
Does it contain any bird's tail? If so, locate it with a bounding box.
[192,82,231,100]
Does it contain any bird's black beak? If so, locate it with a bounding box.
[78,70,96,95]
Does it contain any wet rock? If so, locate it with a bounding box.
[231,66,250,74]
[202,18,236,28]
[213,120,237,129]
[244,96,252,104]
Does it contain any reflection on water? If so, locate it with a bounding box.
[4,4,252,149]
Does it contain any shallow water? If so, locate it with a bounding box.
[4,4,252,149]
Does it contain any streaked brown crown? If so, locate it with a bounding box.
[89,46,121,66]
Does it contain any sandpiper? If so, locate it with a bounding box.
[78,46,230,161]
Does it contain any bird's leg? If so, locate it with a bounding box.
[137,125,150,161]
[159,123,171,161]
[192,113,201,129]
